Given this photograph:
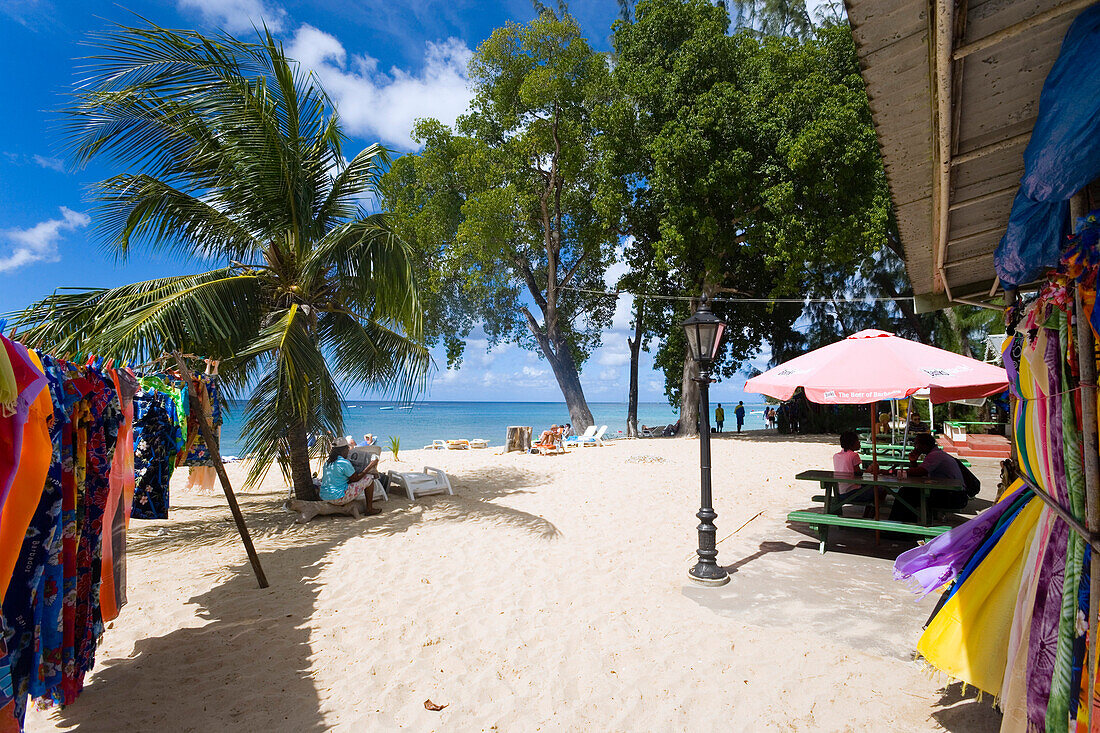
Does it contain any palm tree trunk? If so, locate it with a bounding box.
[286,417,318,501]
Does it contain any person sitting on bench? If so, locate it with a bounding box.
[832,431,876,516]
[889,433,967,522]
[319,437,380,515]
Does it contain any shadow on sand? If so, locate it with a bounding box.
[49,467,557,731]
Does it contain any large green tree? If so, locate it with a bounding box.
[605,0,891,434]
[10,24,428,500]
[380,12,615,430]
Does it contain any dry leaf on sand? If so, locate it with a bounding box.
[424,699,448,711]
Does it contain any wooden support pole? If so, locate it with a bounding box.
[1071,190,1100,693]
[172,352,269,589]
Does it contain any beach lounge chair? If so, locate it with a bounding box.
[564,425,597,446]
[469,439,489,449]
[446,439,471,450]
[579,425,608,447]
[424,440,447,450]
[387,467,453,500]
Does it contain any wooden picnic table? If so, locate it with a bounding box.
[789,469,968,553]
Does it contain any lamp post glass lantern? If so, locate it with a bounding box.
[682,295,729,586]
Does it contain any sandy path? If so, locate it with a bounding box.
[28,433,1000,731]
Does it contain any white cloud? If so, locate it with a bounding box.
[177,0,286,33]
[597,350,630,367]
[288,25,473,150]
[521,366,547,378]
[32,155,64,172]
[0,207,90,273]
[598,368,620,382]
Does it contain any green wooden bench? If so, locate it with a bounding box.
[859,453,971,467]
[787,510,949,553]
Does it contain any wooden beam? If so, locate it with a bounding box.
[951,132,1032,166]
[952,0,1096,60]
[949,185,1017,212]
[171,352,269,589]
[943,251,993,269]
[932,0,957,299]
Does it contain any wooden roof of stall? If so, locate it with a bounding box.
[842,0,1097,309]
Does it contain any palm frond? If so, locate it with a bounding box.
[317,144,388,227]
[317,311,432,402]
[96,173,262,261]
[9,269,264,362]
[307,215,422,331]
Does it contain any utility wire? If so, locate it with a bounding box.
[559,285,914,304]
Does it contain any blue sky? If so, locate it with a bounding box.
[0,0,766,404]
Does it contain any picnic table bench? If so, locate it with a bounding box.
[789,469,967,553]
[858,441,915,458]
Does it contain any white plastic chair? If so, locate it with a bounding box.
[564,425,597,446]
[581,425,608,447]
[387,466,453,500]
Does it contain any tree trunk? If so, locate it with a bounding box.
[626,296,646,438]
[545,345,595,432]
[626,335,642,438]
[679,349,700,437]
[286,417,318,501]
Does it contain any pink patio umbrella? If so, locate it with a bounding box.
[745,329,1009,523]
[745,329,1008,405]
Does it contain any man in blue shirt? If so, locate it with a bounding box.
[734,401,746,432]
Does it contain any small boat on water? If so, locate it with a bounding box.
[379,406,395,411]
[398,405,414,410]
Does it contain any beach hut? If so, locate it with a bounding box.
[842,0,1100,726]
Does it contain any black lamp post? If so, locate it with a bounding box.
[682,294,729,586]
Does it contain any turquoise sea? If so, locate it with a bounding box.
[218,401,769,456]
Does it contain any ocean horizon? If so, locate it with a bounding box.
[217,400,770,456]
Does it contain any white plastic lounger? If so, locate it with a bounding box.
[387,467,453,500]
[564,425,597,446]
[580,425,608,447]
[424,440,447,450]
[469,439,489,449]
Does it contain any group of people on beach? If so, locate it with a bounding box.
[832,430,973,522]
[714,402,748,433]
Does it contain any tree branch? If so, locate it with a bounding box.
[560,252,587,289]
[515,258,548,313]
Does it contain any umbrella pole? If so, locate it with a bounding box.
[902,398,913,450]
[871,404,880,543]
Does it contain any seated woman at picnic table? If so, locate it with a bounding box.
[888,433,968,522]
[832,432,876,516]
[319,437,381,515]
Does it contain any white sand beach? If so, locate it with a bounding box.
[28,433,1001,732]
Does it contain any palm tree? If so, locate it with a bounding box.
[9,24,429,500]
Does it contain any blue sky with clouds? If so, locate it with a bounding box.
[0,0,769,403]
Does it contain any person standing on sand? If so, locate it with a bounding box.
[734,401,746,432]
[714,404,725,432]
